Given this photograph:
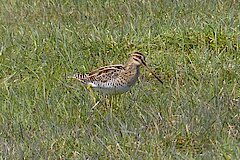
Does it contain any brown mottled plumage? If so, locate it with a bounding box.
[69,52,163,94]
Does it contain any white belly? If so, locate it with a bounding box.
[89,82,132,95]
[92,85,131,95]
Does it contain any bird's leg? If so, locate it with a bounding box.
[109,95,114,119]
[87,84,98,105]
[103,95,113,118]
[105,95,111,108]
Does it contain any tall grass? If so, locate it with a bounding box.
[0,0,239,159]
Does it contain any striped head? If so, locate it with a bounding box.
[128,52,163,84]
[130,52,147,67]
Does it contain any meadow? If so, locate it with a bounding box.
[0,0,239,159]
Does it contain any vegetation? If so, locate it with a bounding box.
[0,0,239,159]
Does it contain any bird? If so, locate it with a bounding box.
[68,52,163,95]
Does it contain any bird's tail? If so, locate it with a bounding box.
[68,73,88,83]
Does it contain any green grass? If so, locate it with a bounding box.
[0,0,239,159]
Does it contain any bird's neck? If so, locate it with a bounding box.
[125,61,139,70]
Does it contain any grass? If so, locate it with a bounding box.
[0,0,239,159]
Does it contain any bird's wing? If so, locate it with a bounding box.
[88,65,125,83]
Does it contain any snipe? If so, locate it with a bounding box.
[69,52,163,94]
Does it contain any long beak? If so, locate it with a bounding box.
[143,63,163,84]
